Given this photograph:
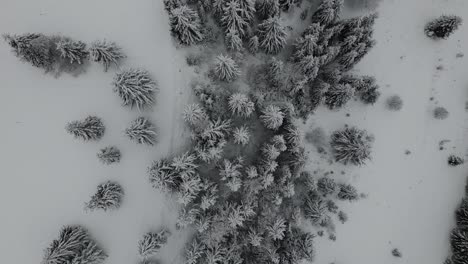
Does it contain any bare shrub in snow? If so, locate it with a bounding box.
[85,181,124,211]
[56,38,88,65]
[97,146,121,165]
[113,69,157,110]
[331,127,373,165]
[386,95,403,111]
[214,54,240,82]
[260,105,284,130]
[228,93,255,117]
[66,116,105,141]
[425,15,462,39]
[89,40,125,71]
[338,210,348,223]
[434,106,449,120]
[126,117,158,146]
[42,225,107,264]
[138,229,170,258]
[169,5,204,45]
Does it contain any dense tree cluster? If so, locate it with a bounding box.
[448,180,468,264]
[42,225,107,264]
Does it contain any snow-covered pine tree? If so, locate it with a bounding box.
[311,0,343,26]
[113,69,157,110]
[214,54,240,82]
[237,0,256,22]
[183,103,208,127]
[256,0,280,19]
[448,155,464,167]
[303,193,326,224]
[317,177,337,196]
[3,33,54,70]
[262,143,281,160]
[66,116,105,141]
[184,238,205,264]
[149,159,180,193]
[257,17,287,54]
[324,83,354,109]
[169,5,204,45]
[292,24,323,61]
[279,0,298,11]
[42,225,107,264]
[330,127,372,165]
[267,217,287,240]
[297,55,320,80]
[85,181,124,211]
[138,229,170,258]
[260,105,284,130]
[233,126,250,145]
[337,183,358,201]
[451,228,468,258]
[248,35,259,53]
[456,199,468,227]
[221,1,249,36]
[225,28,243,51]
[425,15,462,39]
[219,159,243,192]
[228,93,255,117]
[267,57,284,87]
[89,40,126,72]
[247,228,263,246]
[97,146,121,165]
[125,117,158,146]
[56,38,88,65]
[164,0,181,12]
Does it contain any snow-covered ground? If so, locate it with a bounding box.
[1,1,468,264]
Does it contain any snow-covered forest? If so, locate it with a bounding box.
[1,1,468,264]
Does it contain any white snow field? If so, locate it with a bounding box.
[0,1,468,264]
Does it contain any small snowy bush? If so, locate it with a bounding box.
[97,146,121,165]
[317,177,337,196]
[138,229,170,258]
[337,183,359,201]
[66,116,105,141]
[331,127,373,165]
[126,117,158,146]
[425,15,462,39]
[85,181,124,211]
[448,155,464,167]
[113,69,157,110]
[89,40,125,71]
[386,95,403,111]
[214,54,240,82]
[434,106,449,120]
[42,225,107,264]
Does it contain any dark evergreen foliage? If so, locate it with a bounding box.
[66,116,105,141]
[331,127,373,165]
[85,181,124,211]
[448,155,464,167]
[97,146,121,165]
[425,15,462,39]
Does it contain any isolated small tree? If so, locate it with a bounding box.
[337,183,358,201]
[169,5,204,45]
[317,177,337,196]
[386,95,403,111]
[392,248,402,258]
[228,93,255,117]
[256,0,280,19]
[233,126,250,145]
[260,105,284,130]
[214,54,240,82]
[89,40,125,71]
[126,117,158,146]
[183,103,208,126]
[86,181,124,211]
[331,127,373,165]
[448,155,464,167]
[97,146,121,165]
[324,84,354,109]
[66,116,105,141]
[338,211,348,223]
[425,15,462,39]
[257,17,287,54]
[138,229,170,258]
[42,225,107,264]
[56,38,88,64]
[434,106,449,120]
[248,35,259,53]
[3,33,54,70]
[113,69,157,110]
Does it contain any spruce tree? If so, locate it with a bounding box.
[260,105,284,130]
[89,40,126,72]
[169,5,204,45]
[257,17,287,54]
[126,117,158,146]
[3,33,54,70]
[85,181,124,211]
[225,28,243,51]
[237,0,255,22]
[311,0,343,26]
[66,116,105,141]
[331,127,372,165]
[425,15,462,39]
[56,38,88,65]
[183,103,208,127]
[138,229,170,258]
[42,225,107,264]
[97,146,121,165]
[248,35,259,53]
[221,1,249,36]
[317,177,337,196]
[233,126,250,145]
[337,183,358,201]
[214,54,240,82]
[324,83,354,109]
[256,0,280,19]
[228,93,255,117]
[267,57,284,87]
[113,69,157,110]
